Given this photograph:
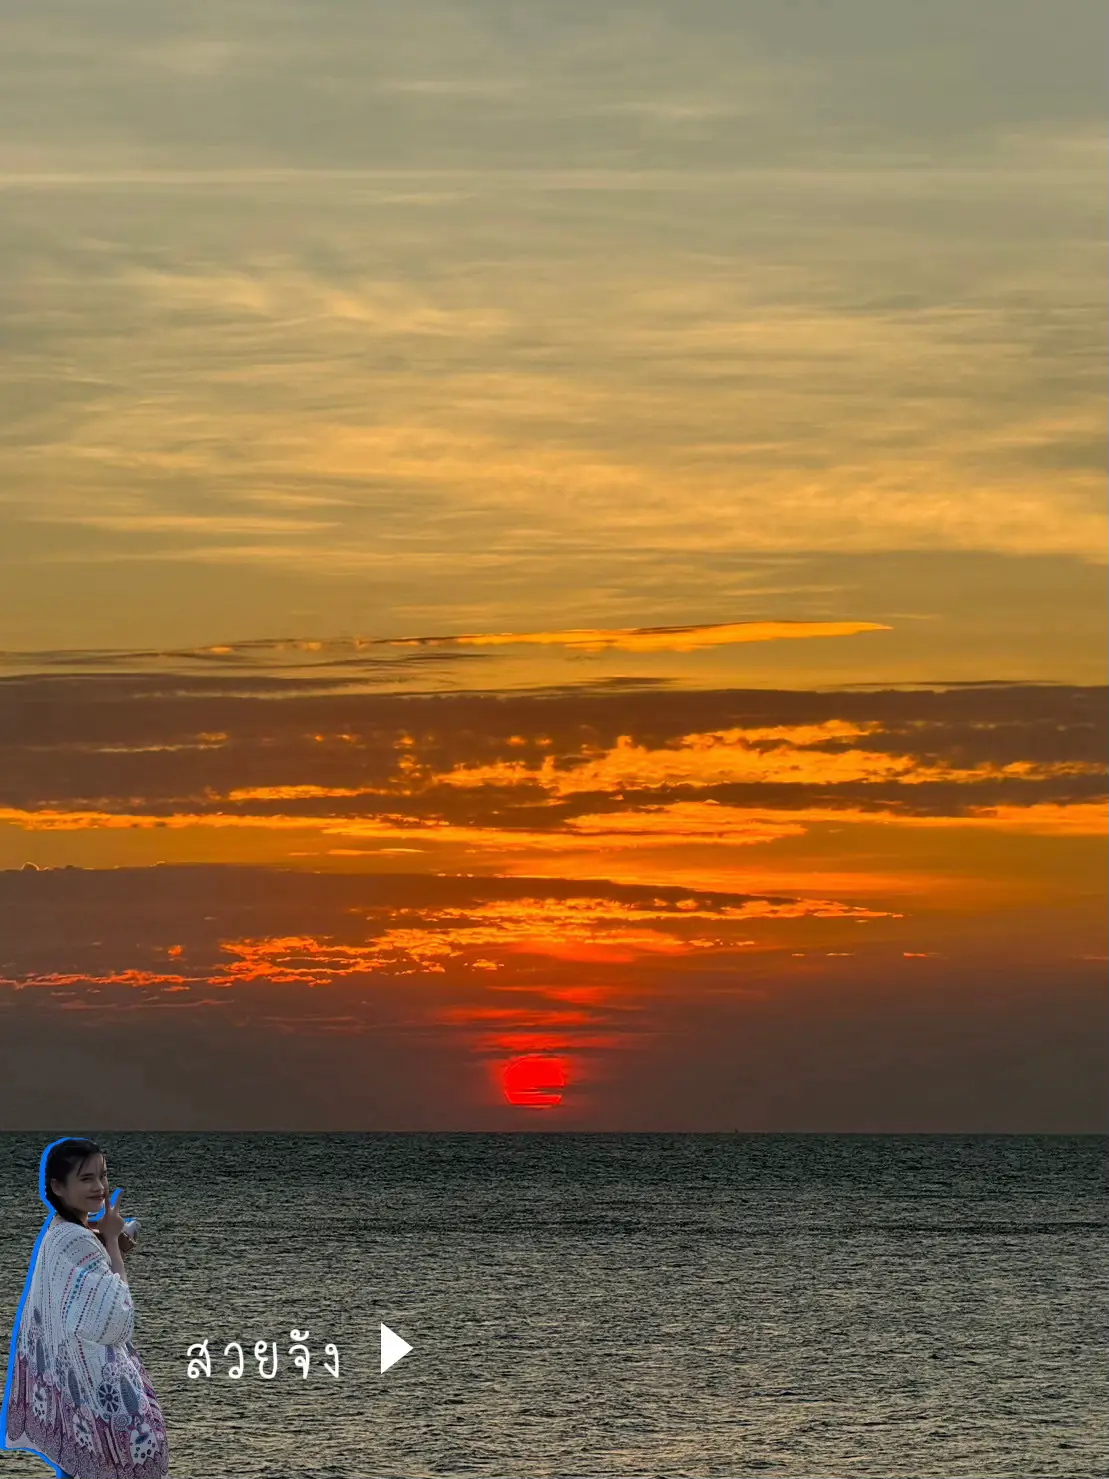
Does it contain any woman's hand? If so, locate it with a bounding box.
[92,1228,134,1254]
[93,1190,126,1242]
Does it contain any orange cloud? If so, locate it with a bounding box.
[431,726,1105,795]
[226,785,382,801]
[0,970,195,990]
[383,619,890,653]
[0,881,898,996]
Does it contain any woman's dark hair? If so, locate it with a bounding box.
[44,1138,104,1223]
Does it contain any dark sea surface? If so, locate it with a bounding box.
[1,1134,1106,1479]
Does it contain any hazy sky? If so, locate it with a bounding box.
[0,2,1104,1129]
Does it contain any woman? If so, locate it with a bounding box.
[2,1138,169,1479]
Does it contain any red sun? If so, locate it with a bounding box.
[501,1055,568,1108]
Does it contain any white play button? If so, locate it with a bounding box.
[380,1323,413,1374]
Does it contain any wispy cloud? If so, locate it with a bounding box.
[383,620,891,653]
[43,513,340,534]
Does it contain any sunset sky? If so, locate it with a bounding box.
[0,1,1105,1130]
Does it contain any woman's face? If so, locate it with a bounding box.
[51,1154,109,1221]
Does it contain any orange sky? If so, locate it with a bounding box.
[0,4,1105,1128]
[0,648,1104,1129]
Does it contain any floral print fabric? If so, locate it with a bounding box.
[3,1215,168,1478]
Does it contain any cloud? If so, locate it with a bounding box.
[0,676,1102,833]
[0,4,1104,700]
[45,513,341,534]
[383,620,891,653]
[0,865,892,1003]
[0,620,887,675]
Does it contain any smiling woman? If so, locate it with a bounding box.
[1,1139,169,1479]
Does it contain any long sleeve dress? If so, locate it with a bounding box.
[2,1214,169,1479]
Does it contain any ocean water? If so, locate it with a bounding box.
[0,1133,1105,1479]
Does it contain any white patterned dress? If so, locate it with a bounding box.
[3,1215,168,1479]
